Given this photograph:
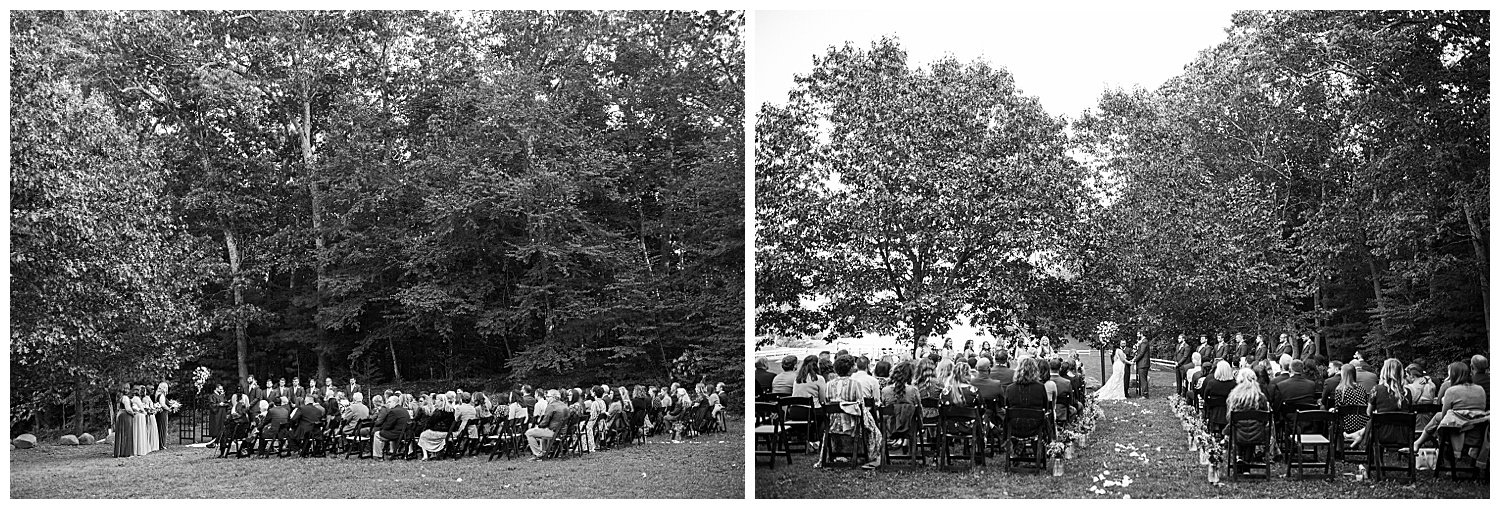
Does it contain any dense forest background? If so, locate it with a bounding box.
[757,11,1487,366]
[11,10,744,430]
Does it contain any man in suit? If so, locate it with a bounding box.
[1213,334,1230,367]
[1254,335,1268,364]
[373,399,412,460]
[1174,335,1193,396]
[247,378,265,406]
[1270,357,1292,386]
[1196,335,1214,371]
[1130,333,1152,398]
[347,378,361,400]
[1270,360,1323,409]
[991,350,1015,387]
[1273,333,1292,361]
[972,357,1006,402]
[340,392,371,434]
[1320,360,1344,407]
[291,377,305,403]
[289,396,325,452]
[1048,358,1076,419]
[1233,333,1249,367]
[1299,334,1316,363]
[259,397,292,439]
[1350,359,1378,393]
[265,381,281,407]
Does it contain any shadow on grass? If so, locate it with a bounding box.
[13,418,745,499]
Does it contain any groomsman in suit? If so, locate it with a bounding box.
[1299,334,1316,363]
[1213,334,1230,366]
[1130,333,1152,398]
[1174,335,1193,396]
[1273,333,1292,360]
[291,377,305,403]
[1196,335,1214,370]
[247,377,265,405]
[1254,335,1268,364]
[347,378,361,399]
[266,380,282,407]
[1234,333,1250,367]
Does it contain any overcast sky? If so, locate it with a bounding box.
[754,9,1240,120]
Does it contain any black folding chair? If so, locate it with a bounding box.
[1286,409,1336,479]
[1335,404,1370,467]
[1226,410,1273,481]
[876,404,920,467]
[817,403,872,467]
[938,405,983,470]
[343,419,374,459]
[1434,421,1489,481]
[777,396,816,454]
[1368,412,1417,481]
[1002,407,1048,474]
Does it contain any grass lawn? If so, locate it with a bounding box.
[12,418,744,499]
[755,359,1489,499]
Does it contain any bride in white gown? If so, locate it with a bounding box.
[1096,345,1128,400]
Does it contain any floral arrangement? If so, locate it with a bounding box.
[167,399,182,414]
[1201,434,1226,465]
[192,366,211,394]
[1095,321,1120,344]
[1046,441,1068,458]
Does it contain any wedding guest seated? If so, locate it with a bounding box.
[771,355,799,395]
[944,362,978,407]
[417,393,456,460]
[1331,363,1370,442]
[820,355,882,470]
[1320,360,1344,407]
[1226,368,1272,459]
[1413,361,1488,454]
[1351,359,1379,393]
[852,356,880,397]
[874,360,892,392]
[289,396,325,448]
[261,398,292,438]
[340,392,370,434]
[1202,361,1236,430]
[1005,357,1051,441]
[454,391,478,438]
[971,358,1006,404]
[790,355,826,406]
[1406,363,1438,404]
[1184,352,1206,406]
[1270,359,1322,409]
[1471,355,1489,394]
[526,389,568,461]
[755,358,775,395]
[880,362,919,449]
[914,359,941,419]
[990,350,1014,387]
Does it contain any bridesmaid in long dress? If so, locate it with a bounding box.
[131,386,152,456]
[143,386,160,453]
[155,382,170,450]
[112,385,135,458]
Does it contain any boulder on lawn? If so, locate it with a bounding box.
[79,433,96,445]
[59,434,79,446]
[12,434,37,449]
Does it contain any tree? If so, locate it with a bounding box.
[756,38,1086,354]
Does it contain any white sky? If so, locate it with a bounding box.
[754,9,1239,120]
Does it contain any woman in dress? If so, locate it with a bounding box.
[791,355,826,406]
[131,386,152,456]
[1413,361,1487,453]
[155,382,170,450]
[962,339,975,358]
[1096,342,1129,400]
[943,362,978,407]
[1331,363,1370,442]
[1005,358,1052,440]
[820,355,882,470]
[113,384,136,458]
[143,386,160,452]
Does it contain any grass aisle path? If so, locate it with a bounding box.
[757,351,1486,498]
[12,418,745,499]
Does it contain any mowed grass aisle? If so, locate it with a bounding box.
[12,419,744,499]
[755,356,1487,498]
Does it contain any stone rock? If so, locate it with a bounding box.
[12,434,37,449]
[59,434,79,446]
[79,433,96,445]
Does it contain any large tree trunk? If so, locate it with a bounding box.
[1463,200,1488,331]
[225,227,249,387]
[302,90,331,381]
[387,336,402,382]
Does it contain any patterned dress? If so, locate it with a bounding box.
[825,376,882,466]
[1335,386,1370,433]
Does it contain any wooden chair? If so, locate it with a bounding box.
[394,420,423,460]
[1202,394,1229,437]
[218,420,252,458]
[342,419,375,459]
[938,405,983,470]
[1434,421,1489,481]
[777,396,816,454]
[875,403,920,466]
[918,397,943,461]
[1001,407,1048,474]
[1335,404,1371,467]
[1226,410,1273,481]
[817,403,871,467]
[1286,409,1336,479]
[1367,412,1417,481]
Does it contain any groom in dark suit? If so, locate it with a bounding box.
[1131,333,1152,398]
[1174,335,1193,396]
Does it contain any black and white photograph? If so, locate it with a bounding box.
[9,9,745,498]
[752,10,1489,498]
